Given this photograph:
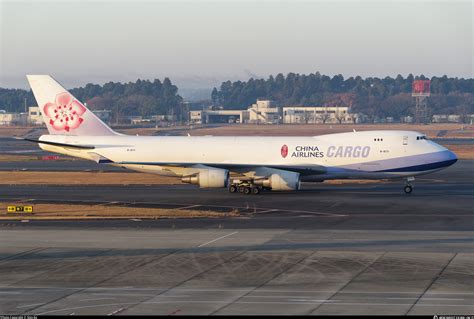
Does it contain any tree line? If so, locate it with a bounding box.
[1,73,473,122]
[211,73,474,121]
[0,78,183,123]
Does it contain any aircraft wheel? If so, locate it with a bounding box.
[243,187,251,195]
[238,186,246,193]
[404,185,413,194]
[251,187,260,195]
[229,185,237,193]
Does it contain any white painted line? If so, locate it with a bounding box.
[92,293,155,297]
[256,209,278,214]
[107,307,124,316]
[289,299,337,303]
[80,297,116,302]
[198,231,239,247]
[17,286,474,295]
[17,302,45,308]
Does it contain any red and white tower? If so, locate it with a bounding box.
[412,79,430,123]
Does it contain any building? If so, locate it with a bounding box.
[92,110,112,124]
[282,106,357,124]
[0,111,27,126]
[28,106,43,125]
[190,109,249,124]
[248,100,280,124]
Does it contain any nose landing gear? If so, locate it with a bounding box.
[404,177,415,194]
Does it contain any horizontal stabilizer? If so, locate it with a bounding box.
[88,152,114,164]
[20,137,95,150]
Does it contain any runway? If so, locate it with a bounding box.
[0,159,473,315]
[1,161,473,231]
[1,228,473,315]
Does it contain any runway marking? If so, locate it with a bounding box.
[255,209,278,214]
[92,293,155,297]
[198,231,239,247]
[271,209,346,217]
[0,291,21,294]
[107,307,124,316]
[9,286,474,295]
[17,302,45,308]
[80,297,115,302]
[35,300,474,315]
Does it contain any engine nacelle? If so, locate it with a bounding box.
[181,169,229,188]
[254,171,300,191]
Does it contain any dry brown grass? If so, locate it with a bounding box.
[0,126,47,137]
[0,202,238,220]
[0,171,180,185]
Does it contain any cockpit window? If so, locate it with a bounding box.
[416,136,428,140]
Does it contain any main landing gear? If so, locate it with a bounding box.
[228,179,264,195]
[404,177,415,194]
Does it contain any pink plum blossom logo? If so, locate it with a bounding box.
[43,92,86,132]
[281,144,288,158]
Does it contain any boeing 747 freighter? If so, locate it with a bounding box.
[24,75,457,194]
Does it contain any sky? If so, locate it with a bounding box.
[0,0,472,93]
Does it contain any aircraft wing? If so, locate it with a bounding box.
[116,161,327,175]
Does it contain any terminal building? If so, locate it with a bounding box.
[247,100,280,124]
[190,108,249,125]
[189,100,361,125]
[282,106,358,124]
[189,100,280,125]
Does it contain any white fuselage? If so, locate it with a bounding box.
[37,130,457,182]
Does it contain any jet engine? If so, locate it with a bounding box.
[181,168,229,188]
[254,171,300,191]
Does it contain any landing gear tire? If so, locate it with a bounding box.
[243,187,251,195]
[229,185,237,193]
[251,187,260,195]
[238,186,246,193]
[404,185,413,194]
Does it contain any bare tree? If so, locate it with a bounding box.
[335,111,345,124]
[318,112,331,124]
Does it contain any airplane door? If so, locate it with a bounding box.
[403,136,408,145]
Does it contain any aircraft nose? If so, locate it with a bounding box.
[444,149,458,166]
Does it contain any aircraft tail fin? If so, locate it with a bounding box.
[26,75,117,136]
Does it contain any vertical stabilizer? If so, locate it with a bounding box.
[26,75,117,136]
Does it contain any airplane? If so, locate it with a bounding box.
[24,75,457,195]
